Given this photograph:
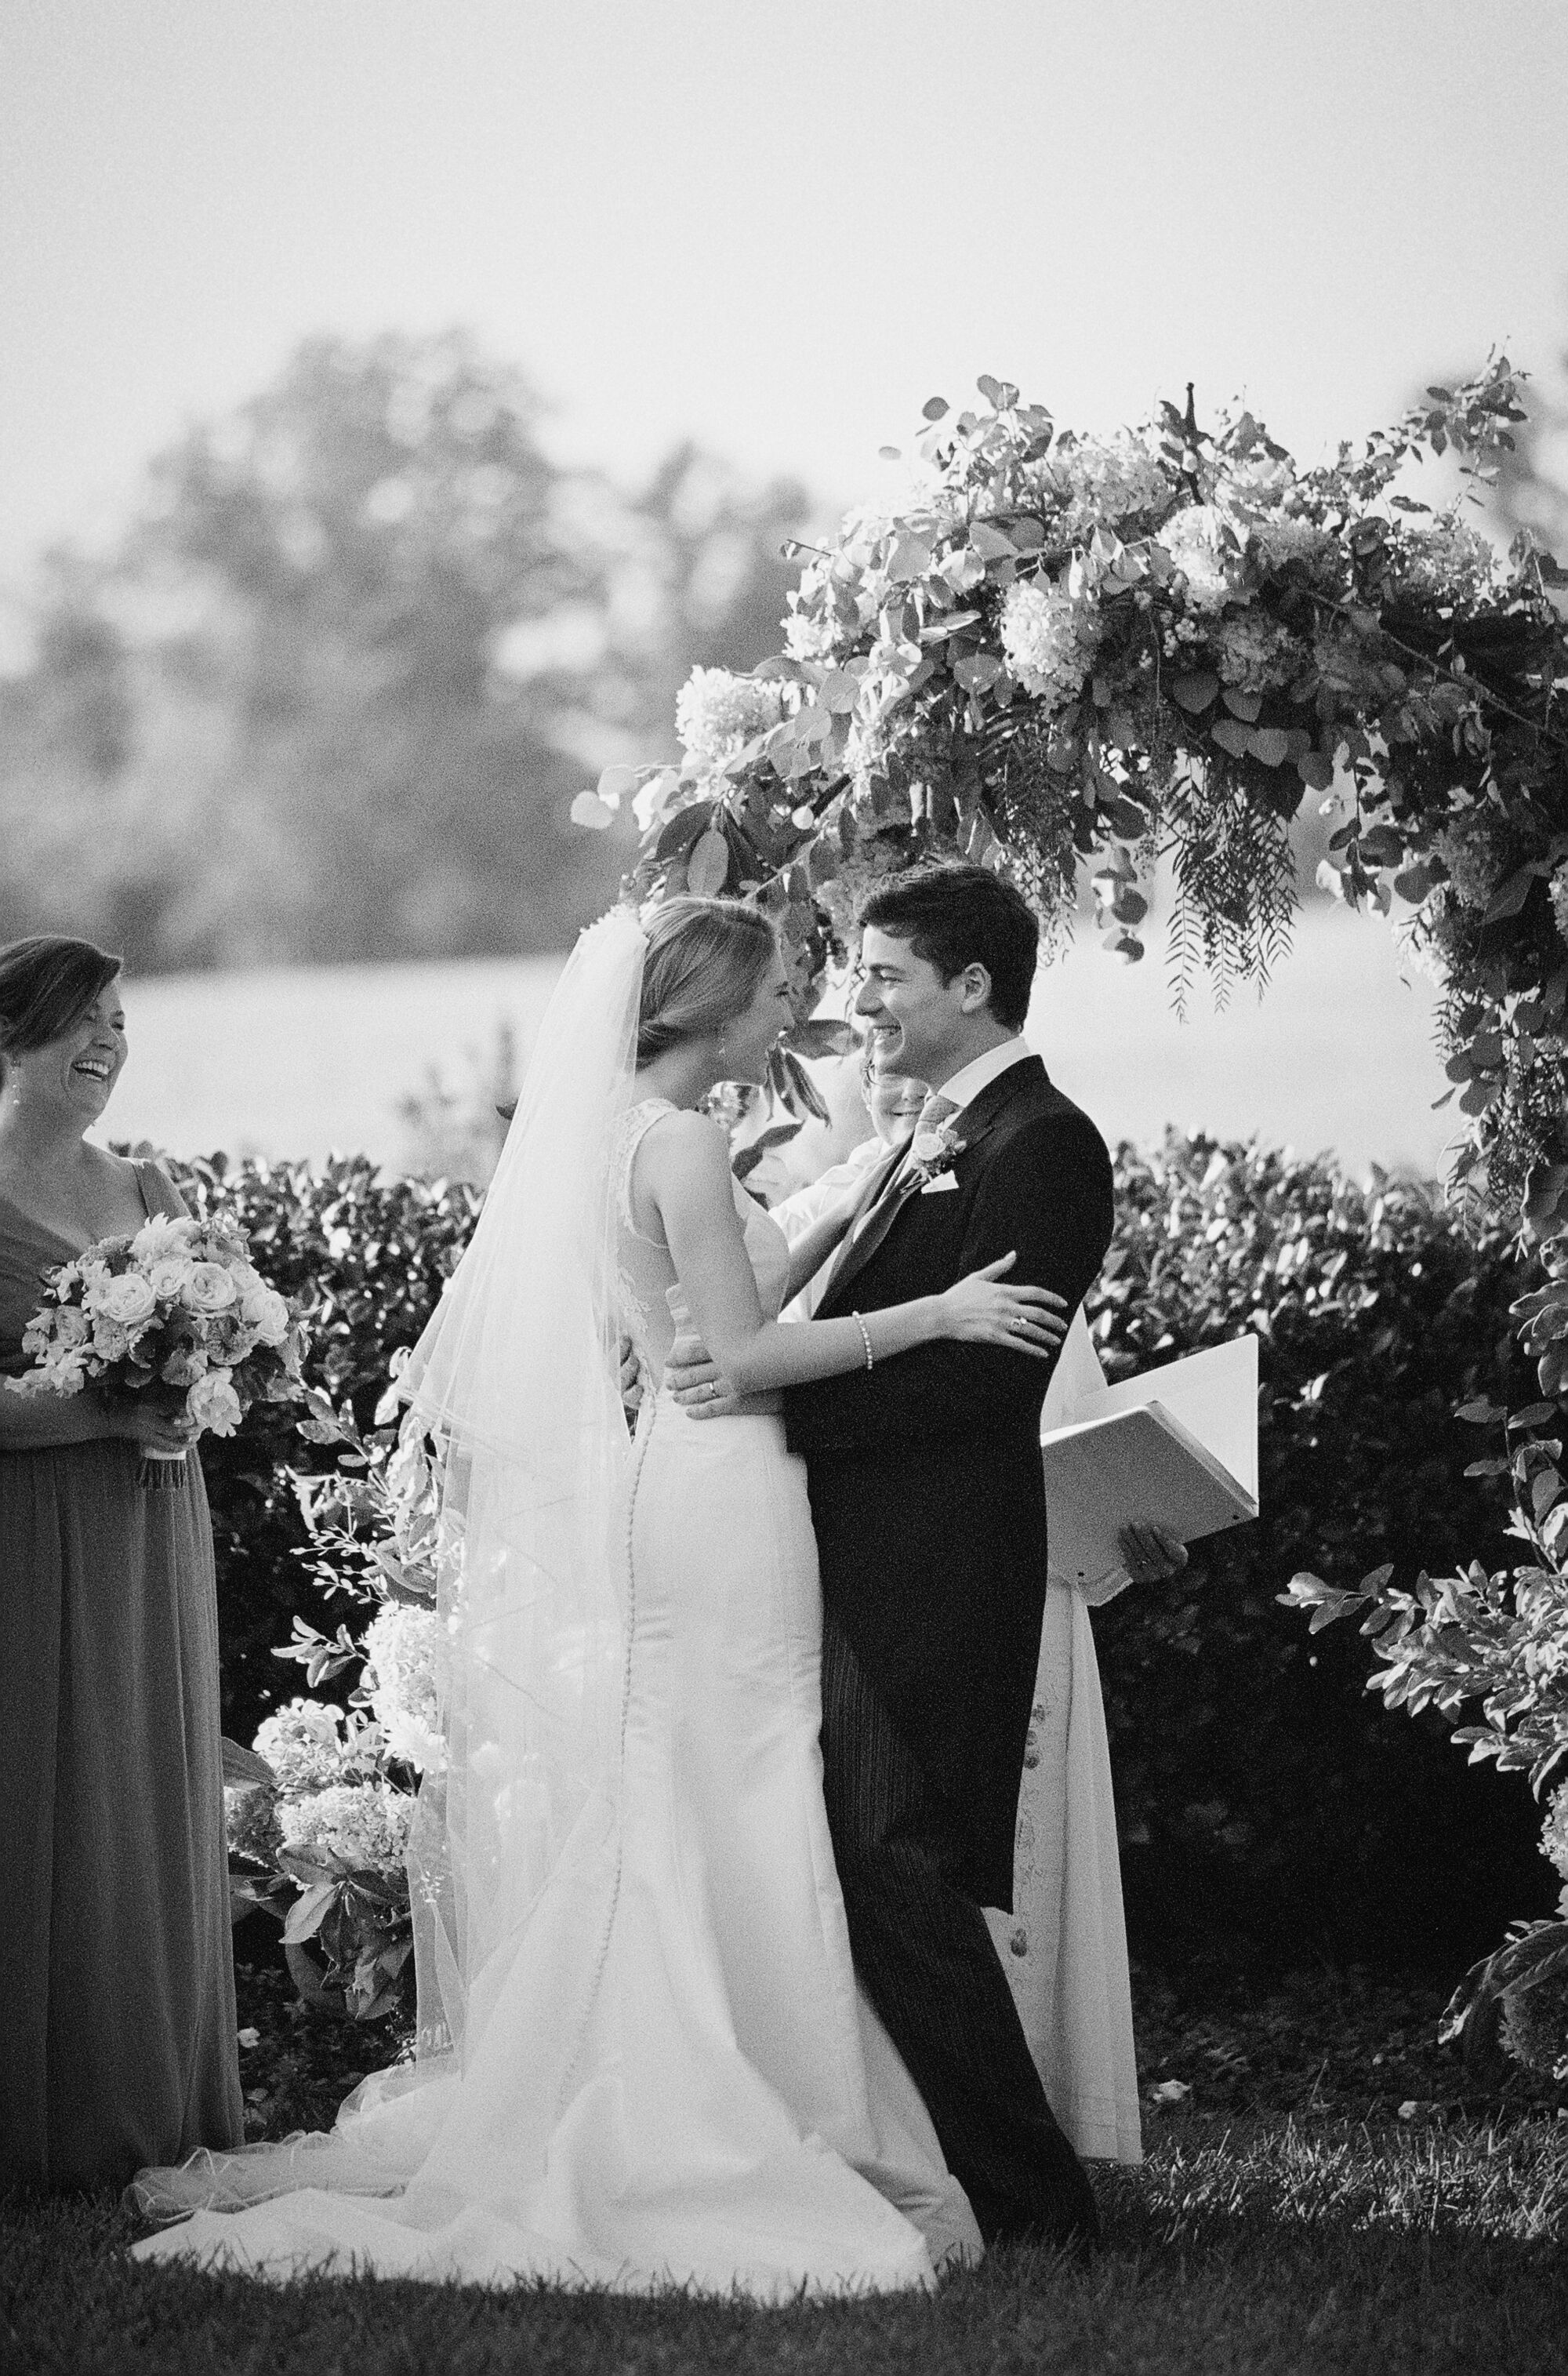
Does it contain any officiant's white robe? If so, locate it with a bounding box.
[775,1153,1142,2167]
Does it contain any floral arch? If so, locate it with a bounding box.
[575,359,1568,2040]
[575,355,1566,1236]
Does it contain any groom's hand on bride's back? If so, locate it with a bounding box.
[662,1288,768,1419]
[665,1331,754,1419]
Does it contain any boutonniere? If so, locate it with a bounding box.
[907,1120,966,1186]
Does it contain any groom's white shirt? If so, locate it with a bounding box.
[935,1034,1031,1116]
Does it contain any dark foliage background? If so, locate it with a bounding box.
[171,1135,1555,1985]
[1089,1137,1554,1981]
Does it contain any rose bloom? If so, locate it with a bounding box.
[91,1315,132,1361]
[182,1261,239,1314]
[147,1255,194,1302]
[52,1306,92,1348]
[239,1282,291,1346]
[129,1212,201,1263]
[187,1367,243,1435]
[86,1270,158,1327]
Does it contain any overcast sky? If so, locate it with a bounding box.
[4,0,1566,601]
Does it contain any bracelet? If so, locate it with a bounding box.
[851,1310,874,1371]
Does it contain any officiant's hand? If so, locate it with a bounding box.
[1116,1521,1189,1584]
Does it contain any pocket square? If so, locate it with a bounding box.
[919,1172,960,1194]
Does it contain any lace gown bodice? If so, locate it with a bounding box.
[615,1097,791,1382]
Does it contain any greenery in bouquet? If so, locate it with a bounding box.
[2,1207,307,1480]
[225,1392,445,2022]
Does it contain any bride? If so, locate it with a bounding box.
[130,897,1068,2297]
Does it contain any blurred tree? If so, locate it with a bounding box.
[569,441,815,760]
[121,330,621,965]
[0,332,818,972]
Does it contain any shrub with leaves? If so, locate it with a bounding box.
[1283,1378,1568,2062]
[1085,1132,1557,1973]
[222,1412,447,2023]
[157,1150,481,1743]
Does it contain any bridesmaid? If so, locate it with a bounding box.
[0,936,243,2192]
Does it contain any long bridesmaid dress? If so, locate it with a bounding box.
[0,1158,243,2191]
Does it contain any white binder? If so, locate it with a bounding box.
[1040,1336,1259,1593]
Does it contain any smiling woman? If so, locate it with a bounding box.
[0,936,243,2192]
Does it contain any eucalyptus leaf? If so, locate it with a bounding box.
[686,829,731,899]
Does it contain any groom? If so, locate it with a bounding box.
[676,863,1112,2250]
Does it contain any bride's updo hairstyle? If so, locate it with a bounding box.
[0,935,122,1086]
[636,898,779,1063]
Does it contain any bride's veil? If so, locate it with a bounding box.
[129,904,648,2217]
[396,902,645,2071]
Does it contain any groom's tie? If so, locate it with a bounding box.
[818,1089,963,1309]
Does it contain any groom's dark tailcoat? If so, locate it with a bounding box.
[783,1053,1113,2246]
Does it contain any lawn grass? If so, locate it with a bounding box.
[7,1964,1566,2376]
[6,2117,1567,2376]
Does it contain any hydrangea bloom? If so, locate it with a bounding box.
[673,667,789,768]
[783,594,844,664]
[1552,859,1568,950]
[254,1697,357,1795]
[363,1600,445,1773]
[998,576,1101,710]
[279,1780,416,1878]
[225,1780,283,1866]
[1542,1780,1568,1888]
[1433,814,1507,912]
[1156,504,1236,613]
[1217,613,1303,692]
[1029,430,1174,543]
[1394,518,1497,607]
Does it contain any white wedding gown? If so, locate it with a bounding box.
[131,1097,978,2295]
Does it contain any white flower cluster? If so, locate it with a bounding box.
[279,1778,416,1879]
[673,667,789,768]
[1155,504,1236,613]
[1030,431,1174,543]
[1543,1782,1568,1915]
[1217,613,1303,692]
[1394,518,1497,607]
[998,576,1102,710]
[254,1697,361,1795]
[363,1600,445,1774]
[1433,815,1506,913]
[1249,511,1336,573]
[1552,860,1568,950]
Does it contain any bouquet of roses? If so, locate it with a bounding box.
[5,1208,308,1486]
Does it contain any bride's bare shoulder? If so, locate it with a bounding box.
[634,1107,732,1194]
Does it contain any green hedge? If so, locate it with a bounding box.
[1089,1138,1554,1978]
[171,1137,1557,1982]
[163,1153,481,1743]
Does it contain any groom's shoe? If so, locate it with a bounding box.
[971,2159,1102,2258]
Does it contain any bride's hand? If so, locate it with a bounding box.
[936,1253,1068,1359]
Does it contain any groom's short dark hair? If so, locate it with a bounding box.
[857,865,1039,1032]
